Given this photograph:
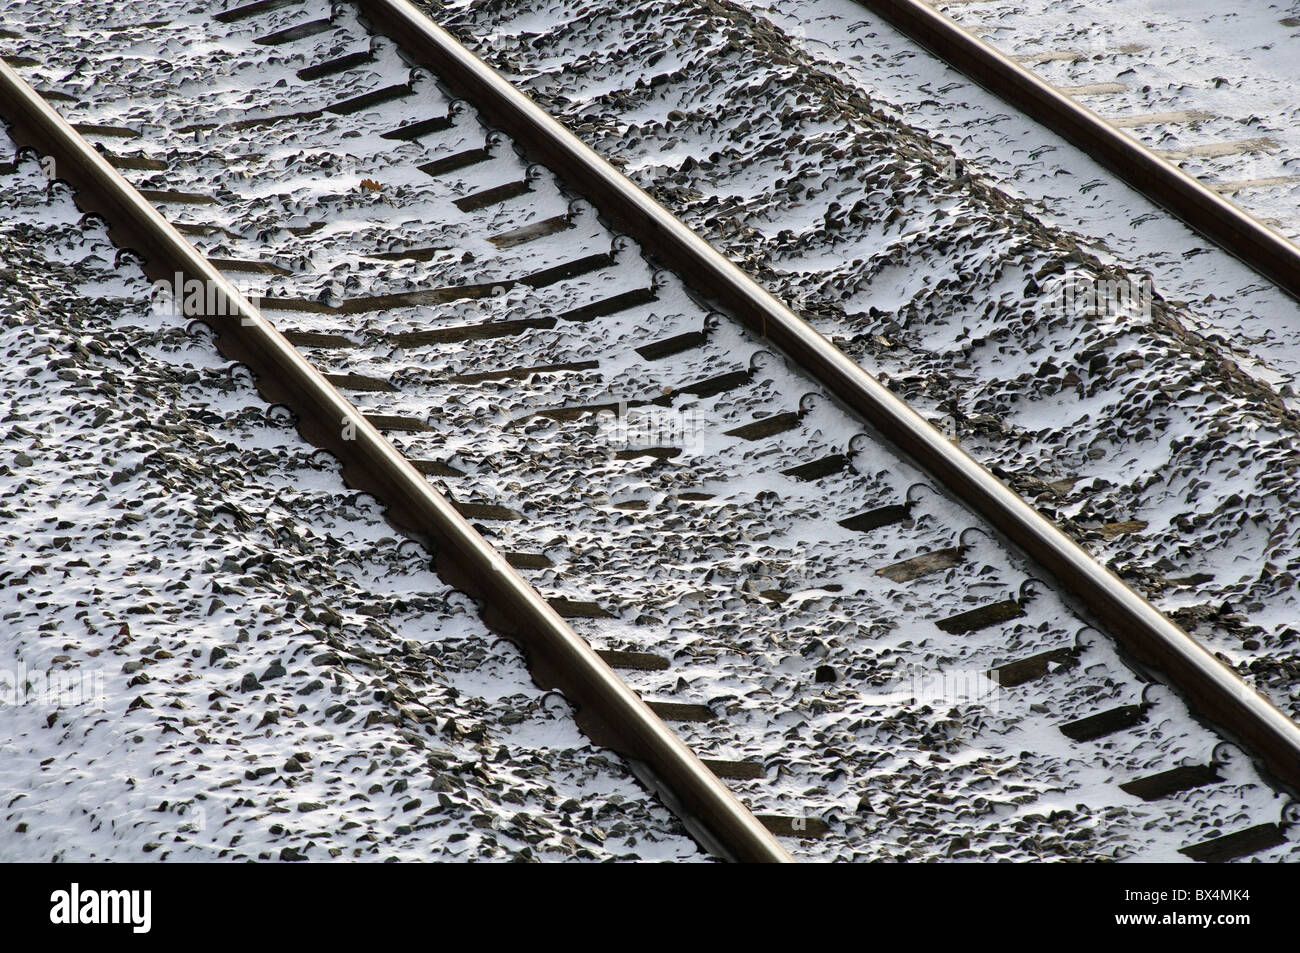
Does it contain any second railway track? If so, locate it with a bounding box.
[908,0,1300,249]
[2,0,1300,861]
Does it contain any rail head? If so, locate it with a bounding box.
[350,0,1300,793]
[0,54,792,864]
[851,0,1300,303]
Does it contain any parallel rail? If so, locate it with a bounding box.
[0,56,791,864]
[854,0,1300,302]
[347,0,1300,793]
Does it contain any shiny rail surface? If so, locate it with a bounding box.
[345,0,1300,794]
[0,54,792,864]
[853,0,1300,302]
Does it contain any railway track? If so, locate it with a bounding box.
[908,0,1300,249]
[0,153,705,862]
[851,0,1300,302]
[2,0,1299,861]
[683,0,1300,723]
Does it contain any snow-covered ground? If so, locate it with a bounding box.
[1,0,1297,861]
[0,139,700,862]
[423,0,1300,728]
[922,0,1300,241]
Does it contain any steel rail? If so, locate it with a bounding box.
[852,0,1300,303]
[351,0,1300,791]
[0,56,792,864]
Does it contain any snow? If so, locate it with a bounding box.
[1,0,1296,861]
